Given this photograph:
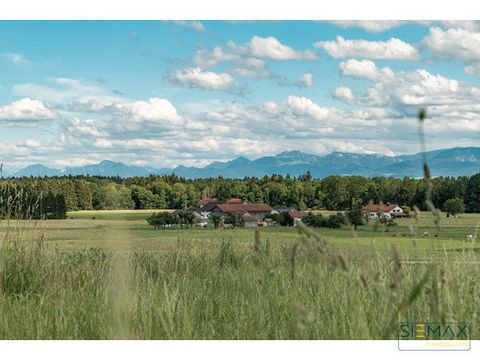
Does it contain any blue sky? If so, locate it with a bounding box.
[1,20,480,171]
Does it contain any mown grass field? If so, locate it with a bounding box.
[0,210,479,339]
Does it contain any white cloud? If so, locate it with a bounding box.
[339,59,390,80]
[231,58,271,79]
[286,96,335,121]
[245,36,317,61]
[192,36,315,82]
[315,36,418,60]
[0,98,57,122]
[167,67,235,91]
[296,73,313,87]
[195,47,271,79]
[194,47,237,68]
[65,118,105,138]
[262,101,280,114]
[423,27,480,63]
[4,53,29,65]
[173,20,206,32]
[348,63,478,113]
[332,87,355,104]
[14,78,124,109]
[431,21,480,32]
[115,98,183,125]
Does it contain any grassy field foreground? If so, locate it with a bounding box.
[0,211,479,339]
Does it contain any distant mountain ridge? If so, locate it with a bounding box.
[5,147,480,179]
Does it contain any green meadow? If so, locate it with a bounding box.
[0,210,479,339]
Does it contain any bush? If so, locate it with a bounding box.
[224,213,244,227]
[302,212,345,229]
[265,212,294,226]
[147,212,175,229]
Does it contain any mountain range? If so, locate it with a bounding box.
[4,147,480,179]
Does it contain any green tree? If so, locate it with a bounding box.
[379,217,397,232]
[224,213,244,227]
[465,174,480,213]
[443,198,465,218]
[345,206,364,230]
[131,185,160,209]
[280,211,294,226]
[209,213,223,229]
[74,179,93,210]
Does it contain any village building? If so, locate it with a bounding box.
[198,201,221,219]
[210,203,275,221]
[361,204,405,219]
[192,211,209,227]
[242,213,258,228]
[287,209,307,221]
[226,198,244,204]
[197,197,219,208]
[195,197,275,227]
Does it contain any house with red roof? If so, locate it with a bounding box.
[211,203,275,221]
[287,209,307,221]
[361,203,404,219]
[195,197,275,227]
[197,197,219,208]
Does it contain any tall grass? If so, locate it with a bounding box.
[0,221,478,339]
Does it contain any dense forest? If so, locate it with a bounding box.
[1,171,480,219]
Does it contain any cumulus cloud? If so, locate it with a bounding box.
[244,36,317,61]
[43,93,403,172]
[339,59,390,80]
[65,118,106,138]
[420,21,480,32]
[192,35,316,82]
[286,95,336,121]
[296,73,313,87]
[423,27,480,63]
[167,67,236,91]
[0,98,57,123]
[339,60,467,110]
[115,98,183,125]
[222,36,317,61]
[332,87,355,104]
[340,60,480,117]
[315,36,418,60]
[6,88,478,171]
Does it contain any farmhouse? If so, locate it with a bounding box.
[196,197,248,219]
[361,203,405,219]
[196,197,275,227]
[242,213,258,228]
[211,203,275,220]
[226,198,244,204]
[197,197,219,208]
[287,209,307,221]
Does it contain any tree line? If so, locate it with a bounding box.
[0,184,67,219]
[1,172,480,218]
